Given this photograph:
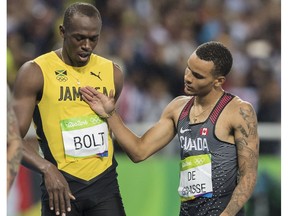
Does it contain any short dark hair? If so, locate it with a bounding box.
[195,41,233,77]
[63,2,102,30]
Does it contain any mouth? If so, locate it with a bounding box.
[184,83,194,91]
[78,52,91,61]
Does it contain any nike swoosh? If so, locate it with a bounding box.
[180,127,191,134]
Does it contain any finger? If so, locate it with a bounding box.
[80,87,94,97]
[82,86,101,97]
[69,193,76,200]
[48,191,54,211]
[81,94,89,102]
[59,191,66,216]
[64,191,73,212]
[86,86,98,94]
[81,92,94,101]
[53,191,60,215]
[109,89,114,98]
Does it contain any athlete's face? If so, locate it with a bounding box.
[184,53,221,96]
[61,14,101,67]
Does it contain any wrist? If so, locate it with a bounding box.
[100,108,116,119]
[39,161,53,175]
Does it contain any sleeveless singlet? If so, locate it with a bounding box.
[33,51,116,182]
[177,92,245,216]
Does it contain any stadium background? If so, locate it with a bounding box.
[7,0,281,215]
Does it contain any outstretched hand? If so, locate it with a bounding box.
[80,86,116,117]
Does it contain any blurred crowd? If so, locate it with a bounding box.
[7,0,281,151]
[6,1,281,215]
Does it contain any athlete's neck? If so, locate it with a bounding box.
[194,90,224,108]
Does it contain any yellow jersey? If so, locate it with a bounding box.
[33,51,115,181]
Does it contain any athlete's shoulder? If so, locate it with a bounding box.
[34,51,56,61]
[172,95,192,105]
[19,59,42,74]
[90,53,113,64]
[230,94,254,110]
[225,94,257,123]
[164,95,192,113]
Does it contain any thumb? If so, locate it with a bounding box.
[69,192,76,200]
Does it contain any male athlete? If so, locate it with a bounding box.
[80,41,259,216]
[13,2,126,216]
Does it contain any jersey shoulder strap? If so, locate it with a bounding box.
[179,97,194,121]
[209,92,235,124]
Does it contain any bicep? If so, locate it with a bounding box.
[234,103,259,174]
[12,61,43,137]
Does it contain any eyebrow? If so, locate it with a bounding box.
[187,64,205,78]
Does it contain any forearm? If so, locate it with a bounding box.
[7,102,23,193]
[21,139,54,175]
[222,173,257,216]
[7,137,23,193]
[222,145,258,215]
[107,113,145,162]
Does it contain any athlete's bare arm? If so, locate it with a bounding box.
[105,99,179,162]
[13,61,75,215]
[80,86,188,162]
[113,63,124,102]
[7,86,23,194]
[220,98,259,216]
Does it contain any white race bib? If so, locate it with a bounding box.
[60,115,109,160]
[178,154,213,201]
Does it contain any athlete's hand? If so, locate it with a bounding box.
[80,86,116,116]
[43,163,75,215]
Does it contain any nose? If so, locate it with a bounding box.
[184,70,193,84]
[81,39,92,51]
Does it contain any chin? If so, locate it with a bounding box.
[75,60,88,67]
[184,89,196,96]
[184,91,197,96]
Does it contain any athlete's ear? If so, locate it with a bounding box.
[59,25,65,37]
[214,76,226,87]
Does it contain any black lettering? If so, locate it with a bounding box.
[102,87,108,96]
[74,137,82,150]
[195,184,201,193]
[98,132,105,146]
[188,171,196,181]
[83,135,92,148]
[92,134,96,146]
[92,134,101,147]
[201,183,206,193]
[58,86,63,101]
[191,185,197,194]
[72,87,82,101]
[187,183,207,195]
[59,86,109,101]
[64,86,72,101]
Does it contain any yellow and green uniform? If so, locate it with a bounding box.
[33,52,118,198]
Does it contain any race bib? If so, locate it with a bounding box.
[60,115,109,161]
[178,154,213,201]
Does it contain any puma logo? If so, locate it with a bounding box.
[90,72,102,81]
